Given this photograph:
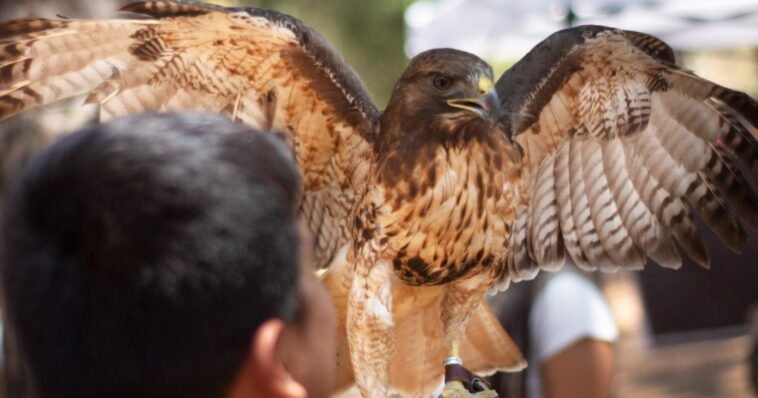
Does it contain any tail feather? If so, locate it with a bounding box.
[388,299,526,397]
[460,300,527,375]
[321,247,525,397]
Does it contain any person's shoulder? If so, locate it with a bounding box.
[529,270,618,362]
[540,271,603,305]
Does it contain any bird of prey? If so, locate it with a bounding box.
[1,1,757,397]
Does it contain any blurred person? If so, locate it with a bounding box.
[0,113,337,398]
[749,305,758,396]
[490,267,617,398]
[751,335,758,396]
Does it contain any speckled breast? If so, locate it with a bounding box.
[371,135,522,287]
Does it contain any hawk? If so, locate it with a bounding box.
[1,2,756,396]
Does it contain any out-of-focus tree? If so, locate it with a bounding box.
[0,0,119,19]
[237,0,414,106]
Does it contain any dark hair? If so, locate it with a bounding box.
[1,113,302,398]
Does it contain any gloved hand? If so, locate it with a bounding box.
[440,380,498,398]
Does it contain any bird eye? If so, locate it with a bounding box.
[431,73,452,90]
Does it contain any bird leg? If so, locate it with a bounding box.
[347,258,395,398]
[441,283,486,363]
[440,285,493,398]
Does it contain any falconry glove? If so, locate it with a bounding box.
[441,357,498,398]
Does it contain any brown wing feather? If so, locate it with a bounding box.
[0,1,380,269]
[497,26,758,278]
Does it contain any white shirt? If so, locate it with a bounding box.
[526,271,618,398]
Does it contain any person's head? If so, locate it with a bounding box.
[1,113,336,398]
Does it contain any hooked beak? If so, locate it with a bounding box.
[446,76,500,123]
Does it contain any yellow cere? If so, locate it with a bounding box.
[478,76,494,95]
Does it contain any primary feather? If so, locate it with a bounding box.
[0,1,379,271]
[499,26,758,279]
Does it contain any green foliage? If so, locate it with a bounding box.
[232,0,414,107]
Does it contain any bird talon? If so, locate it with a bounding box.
[440,380,498,398]
[443,359,498,397]
[440,381,468,398]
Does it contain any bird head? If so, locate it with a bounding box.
[384,49,501,131]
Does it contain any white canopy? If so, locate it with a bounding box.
[405,0,758,59]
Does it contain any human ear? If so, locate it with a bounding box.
[249,319,307,398]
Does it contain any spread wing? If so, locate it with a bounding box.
[497,25,758,281]
[0,1,380,268]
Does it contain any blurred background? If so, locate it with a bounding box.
[0,0,757,397]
